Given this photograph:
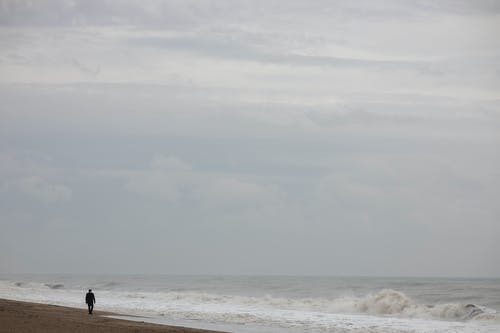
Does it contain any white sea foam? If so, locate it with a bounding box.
[0,277,499,333]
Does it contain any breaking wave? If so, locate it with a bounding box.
[104,288,498,323]
[205,289,491,322]
[351,289,490,321]
[44,283,65,290]
[96,281,120,289]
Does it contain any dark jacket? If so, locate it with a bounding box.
[85,292,95,304]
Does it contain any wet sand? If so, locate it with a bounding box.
[0,298,227,333]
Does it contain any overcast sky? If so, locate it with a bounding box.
[0,0,499,277]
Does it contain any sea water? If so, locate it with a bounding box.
[0,275,499,333]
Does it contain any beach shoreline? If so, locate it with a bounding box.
[0,298,227,333]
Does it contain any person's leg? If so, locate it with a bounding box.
[87,303,91,314]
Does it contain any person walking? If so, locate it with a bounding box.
[85,289,96,314]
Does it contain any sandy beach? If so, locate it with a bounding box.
[0,299,226,333]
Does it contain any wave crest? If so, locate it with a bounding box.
[350,289,492,321]
[44,283,64,290]
[356,289,412,315]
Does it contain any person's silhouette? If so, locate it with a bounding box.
[85,289,96,314]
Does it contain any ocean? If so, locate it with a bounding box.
[0,275,499,333]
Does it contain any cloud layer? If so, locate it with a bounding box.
[0,0,499,276]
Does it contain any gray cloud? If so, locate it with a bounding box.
[128,35,426,70]
[11,176,72,202]
[0,151,72,202]
[2,1,500,27]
